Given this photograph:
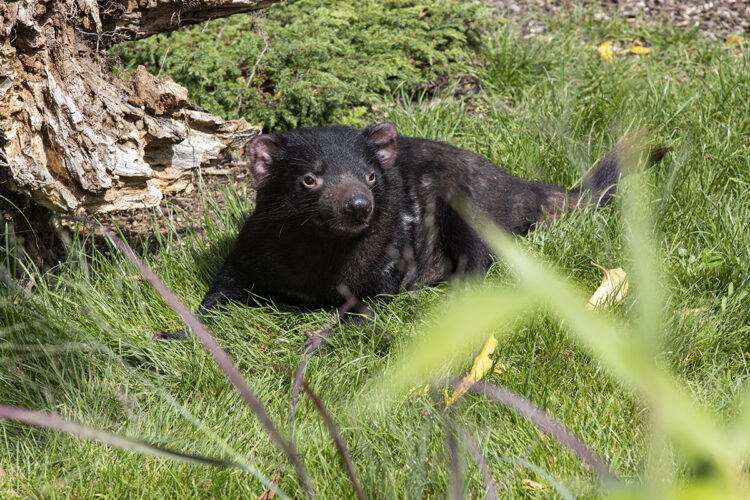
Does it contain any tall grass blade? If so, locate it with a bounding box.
[92,341,284,496]
[68,217,314,499]
[439,410,463,500]
[0,406,257,472]
[364,288,531,408]
[500,457,575,500]
[456,427,498,500]
[620,143,666,349]
[452,195,744,488]
[288,354,311,441]
[464,379,614,480]
[283,367,366,500]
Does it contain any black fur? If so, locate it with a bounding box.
[158,124,667,342]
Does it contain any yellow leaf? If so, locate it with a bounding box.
[725,34,743,47]
[522,478,545,491]
[408,384,430,396]
[445,335,498,406]
[587,262,628,309]
[493,362,506,377]
[597,41,614,62]
[628,41,652,55]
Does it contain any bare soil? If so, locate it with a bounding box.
[489,0,750,39]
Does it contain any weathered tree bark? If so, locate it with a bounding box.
[0,0,277,213]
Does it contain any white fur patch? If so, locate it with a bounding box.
[382,260,397,275]
[400,213,417,231]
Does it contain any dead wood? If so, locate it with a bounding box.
[0,0,277,213]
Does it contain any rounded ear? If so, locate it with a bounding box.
[363,122,398,168]
[247,134,280,187]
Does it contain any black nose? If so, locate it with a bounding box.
[345,192,372,220]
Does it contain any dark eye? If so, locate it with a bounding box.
[302,174,317,188]
[366,171,376,185]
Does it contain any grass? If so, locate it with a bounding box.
[110,0,488,129]
[2,2,750,498]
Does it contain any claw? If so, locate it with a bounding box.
[300,329,333,354]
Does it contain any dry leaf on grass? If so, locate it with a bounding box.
[258,469,282,500]
[444,335,498,406]
[597,41,614,62]
[725,34,743,47]
[627,41,652,55]
[408,384,431,396]
[522,478,545,491]
[598,40,651,61]
[586,262,628,310]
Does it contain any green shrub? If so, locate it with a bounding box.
[110,0,491,129]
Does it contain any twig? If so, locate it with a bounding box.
[236,14,269,118]
[157,46,171,77]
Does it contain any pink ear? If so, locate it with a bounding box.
[248,135,279,186]
[364,122,398,167]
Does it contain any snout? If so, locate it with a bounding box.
[315,174,376,237]
[344,192,373,222]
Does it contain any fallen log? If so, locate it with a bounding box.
[0,0,277,213]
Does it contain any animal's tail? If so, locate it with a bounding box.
[539,137,671,221]
[578,138,671,206]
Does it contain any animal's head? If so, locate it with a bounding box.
[246,123,398,238]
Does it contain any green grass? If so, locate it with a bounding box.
[110,0,488,129]
[3,2,750,498]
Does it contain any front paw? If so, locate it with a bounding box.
[153,329,189,340]
[338,301,374,327]
[301,329,333,354]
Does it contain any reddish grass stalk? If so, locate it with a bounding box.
[443,415,463,500]
[283,366,366,500]
[73,218,314,498]
[461,379,616,481]
[0,406,249,470]
[456,427,498,500]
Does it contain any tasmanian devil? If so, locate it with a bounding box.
[157,123,667,349]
